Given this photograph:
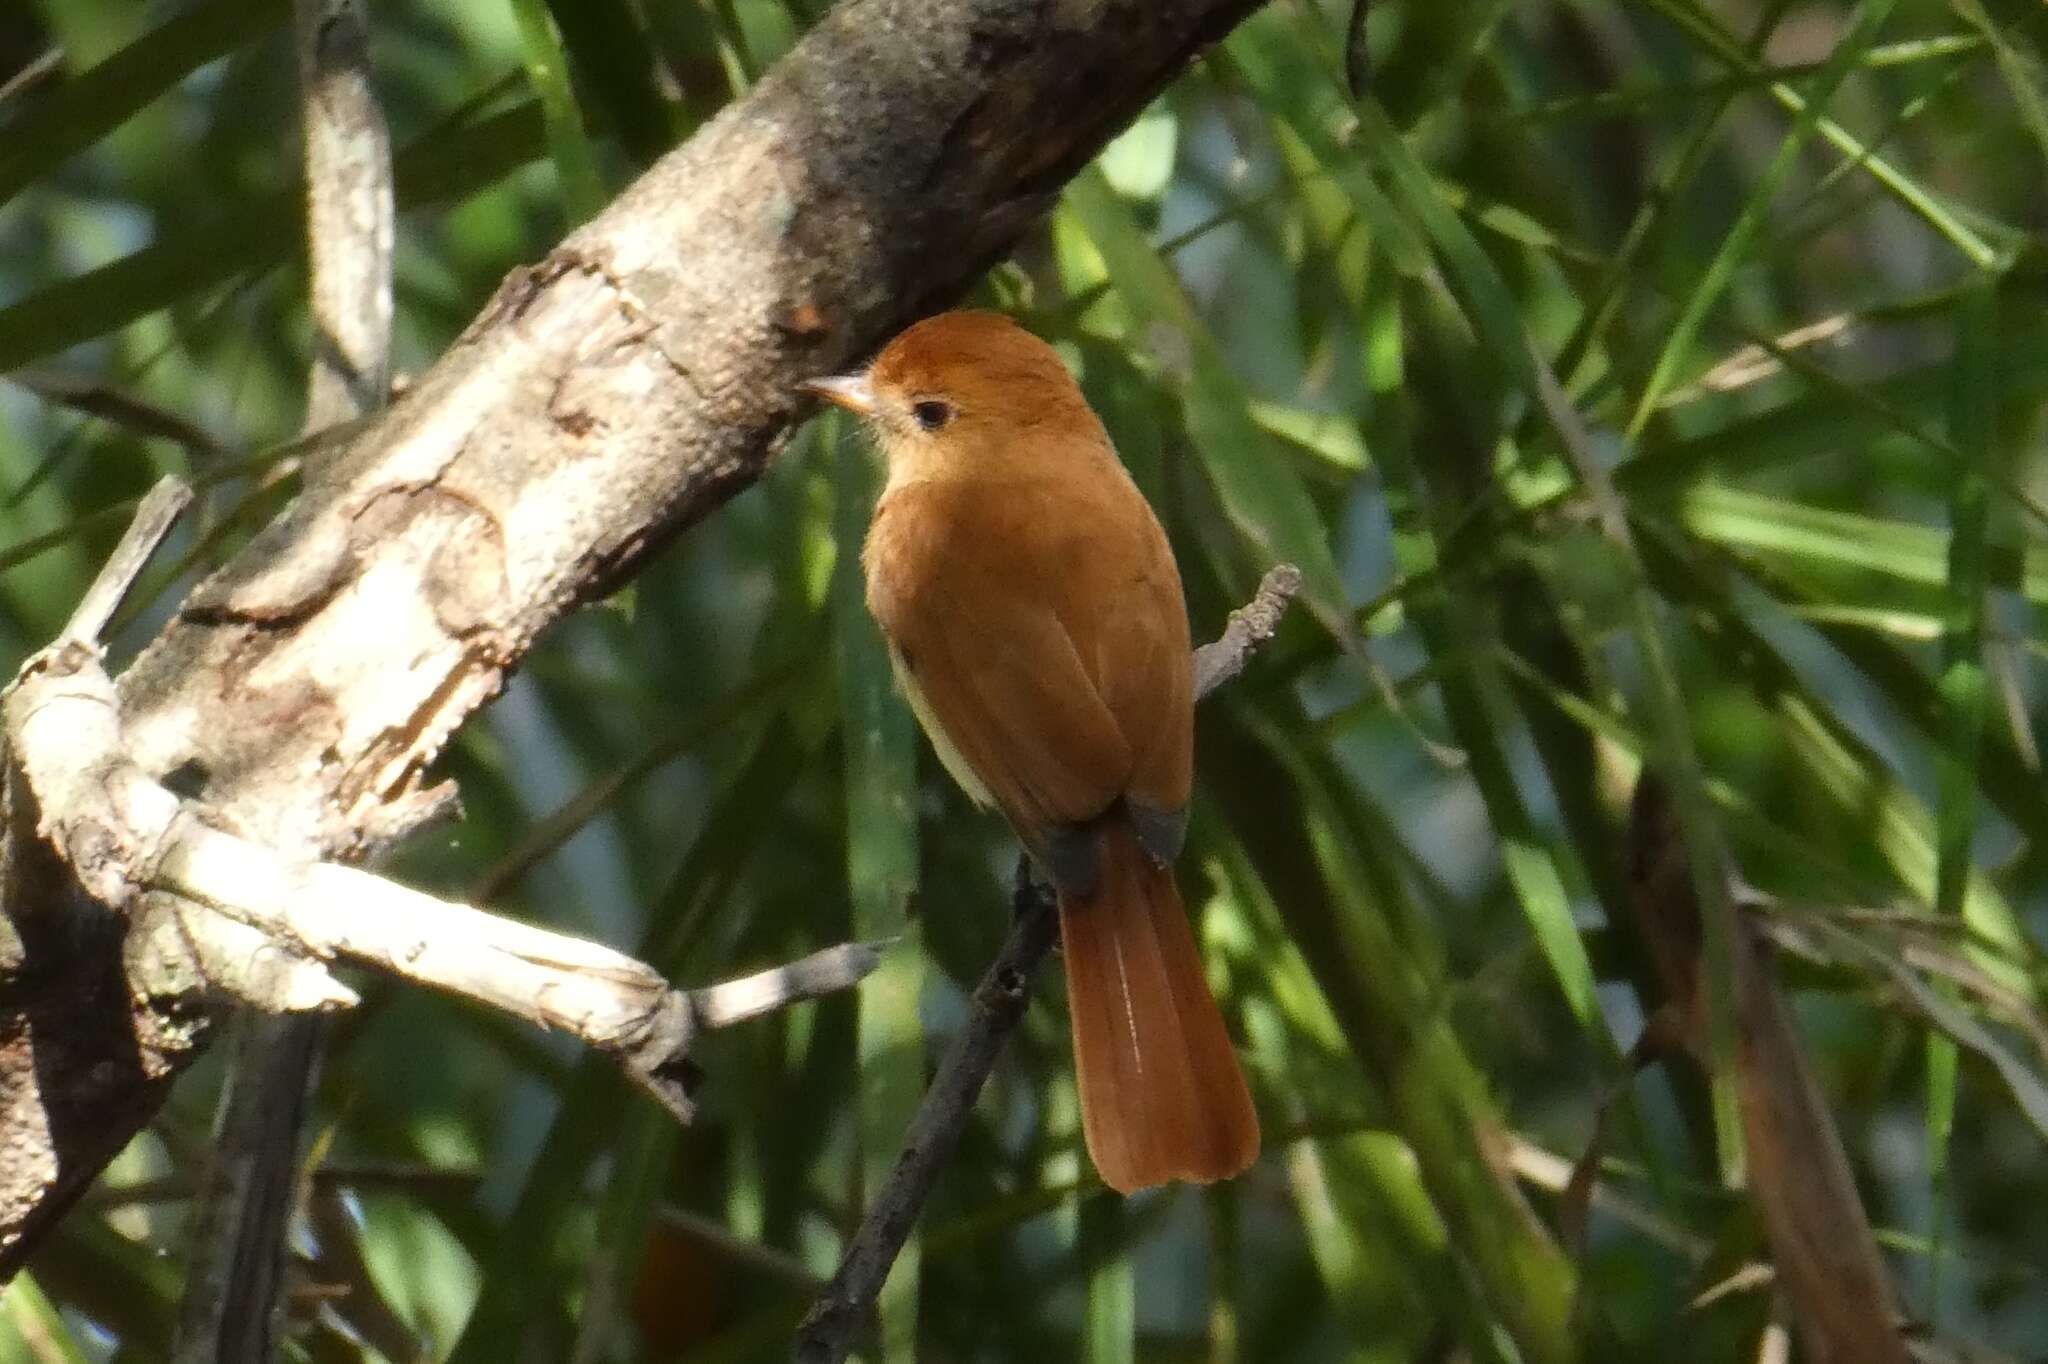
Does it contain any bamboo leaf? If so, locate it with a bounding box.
[0,98,544,371]
[447,709,824,1363]
[540,0,676,164]
[509,0,608,224]
[1633,0,2011,267]
[1202,688,1594,1364]
[1925,274,1999,1290]
[1627,0,1913,435]
[0,0,287,207]
[1060,170,1354,640]
[2,1272,93,1364]
[1079,1197,1134,1364]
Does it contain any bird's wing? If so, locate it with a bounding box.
[1070,492,1193,824]
[866,479,1134,840]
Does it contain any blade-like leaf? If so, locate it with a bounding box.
[0,98,544,371]
[1060,170,1354,640]
[508,0,607,224]
[0,0,287,207]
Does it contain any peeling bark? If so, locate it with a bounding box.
[0,0,1269,1277]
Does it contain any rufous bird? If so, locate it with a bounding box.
[802,310,1260,1193]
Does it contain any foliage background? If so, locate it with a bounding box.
[1,0,2045,1358]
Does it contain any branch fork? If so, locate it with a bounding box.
[3,478,878,1124]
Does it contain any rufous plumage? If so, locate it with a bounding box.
[803,310,1259,1194]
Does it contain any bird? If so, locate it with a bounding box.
[801,310,1260,1194]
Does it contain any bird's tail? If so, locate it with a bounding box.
[1057,824,1260,1194]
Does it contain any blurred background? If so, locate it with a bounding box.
[1,0,2045,1358]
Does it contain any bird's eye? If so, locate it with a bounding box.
[911,400,953,431]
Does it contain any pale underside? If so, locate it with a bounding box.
[888,643,993,806]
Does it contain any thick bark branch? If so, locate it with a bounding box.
[0,0,1268,1273]
[175,3,397,1349]
[0,545,880,1266]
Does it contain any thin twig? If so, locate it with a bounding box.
[797,867,1058,1362]
[60,475,192,646]
[0,47,64,111]
[692,941,890,1029]
[9,370,228,457]
[84,1162,483,1211]
[795,564,1302,1364]
[1343,0,1371,96]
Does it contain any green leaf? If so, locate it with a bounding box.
[509,0,608,224]
[1200,681,1594,1364]
[1247,398,1370,473]
[1367,284,1610,1042]
[1945,0,2048,164]
[1626,0,1914,436]
[1098,105,1177,202]
[1633,0,2009,268]
[1079,1197,1134,1364]
[1349,100,1536,408]
[448,708,824,1363]
[1216,829,1465,1358]
[541,0,677,164]
[2,1272,93,1364]
[1654,532,2035,991]
[1927,273,1999,1235]
[0,0,287,208]
[1061,169,1353,639]
[1673,483,2048,606]
[0,96,544,372]
[1803,916,2048,1155]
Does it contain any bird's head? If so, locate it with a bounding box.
[800,311,1099,478]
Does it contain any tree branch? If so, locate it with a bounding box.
[172,2,398,1350]
[295,0,393,433]
[3,584,881,1116]
[0,490,880,1277]
[0,0,1272,1271]
[795,565,1302,1364]
[1192,563,1305,697]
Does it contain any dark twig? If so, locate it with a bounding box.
[1343,0,1371,96]
[796,867,1058,1362]
[0,47,64,112]
[9,370,227,458]
[795,564,1302,1364]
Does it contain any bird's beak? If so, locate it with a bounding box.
[798,372,876,417]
